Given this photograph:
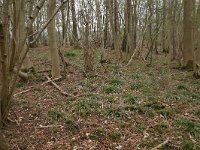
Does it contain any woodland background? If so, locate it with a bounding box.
[0,0,200,149]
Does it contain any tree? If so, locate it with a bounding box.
[194,0,200,77]
[71,0,79,49]
[47,0,61,78]
[82,1,94,73]
[182,0,195,69]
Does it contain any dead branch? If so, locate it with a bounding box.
[37,124,63,128]
[14,77,61,97]
[124,23,148,67]
[14,88,33,97]
[151,138,169,150]
[45,75,77,98]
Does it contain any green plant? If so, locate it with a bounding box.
[107,79,123,86]
[153,123,168,134]
[157,108,176,117]
[175,118,200,139]
[86,93,98,99]
[195,108,200,118]
[64,51,76,57]
[147,95,156,101]
[124,94,138,105]
[131,82,143,90]
[91,128,105,140]
[135,122,145,133]
[164,91,180,101]
[106,96,116,104]
[132,73,141,79]
[182,140,197,150]
[133,105,148,114]
[109,131,121,141]
[176,83,188,90]
[145,102,165,110]
[73,99,100,116]
[105,108,122,118]
[16,81,25,88]
[102,86,116,94]
[48,110,65,121]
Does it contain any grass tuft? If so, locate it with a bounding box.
[48,110,65,121]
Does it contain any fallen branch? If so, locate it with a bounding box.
[45,75,77,98]
[14,88,33,97]
[14,77,61,97]
[151,138,169,150]
[37,124,63,128]
[42,77,62,85]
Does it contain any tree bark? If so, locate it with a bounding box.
[47,0,61,78]
[71,0,79,49]
[182,0,195,69]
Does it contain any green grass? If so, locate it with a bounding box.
[135,122,146,133]
[91,128,105,140]
[176,83,188,91]
[71,99,100,116]
[195,108,200,118]
[16,81,25,88]
[102,86,117,94]
[107,79,123,86]
[131,82,143,91]
[182,140,199,150]
[64,51,76,57]
[157,107,176,117]
[175,118,200,139]
[108,131,121,141]
[104,108,122,118]
[132,73,141,79]
[145,102,165,111]
[48,110,65,121]
[124,94,138,105]
[153,123,168,134]
[164,90,180,101]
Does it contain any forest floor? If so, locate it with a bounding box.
[3,46,200,150]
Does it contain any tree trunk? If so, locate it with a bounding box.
[47,0,61,78]
[0,0,11,126]
[194,0,200,77]
[162,0,167,54]
[95,0,106,61]
[71,0,79,49]
[182,0,195,69]
[84,13,94,73]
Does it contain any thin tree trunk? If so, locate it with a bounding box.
[71,0,79,49]
[47,0,61,78]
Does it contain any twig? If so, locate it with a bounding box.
[37,124,63,128]
[14,77,61,97]
[45,75,77,98]
[14,88,33,97]
[42,77,62,85]
[151,138,169,150]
